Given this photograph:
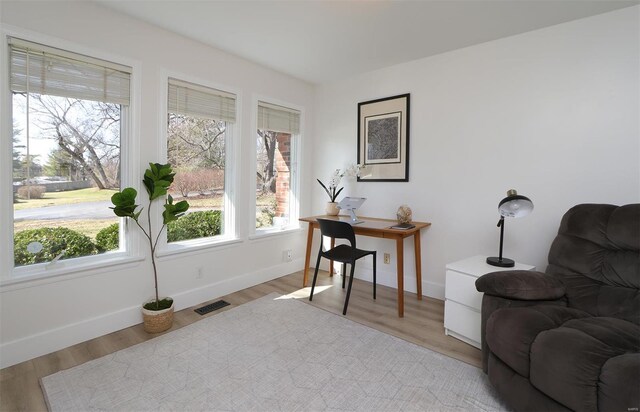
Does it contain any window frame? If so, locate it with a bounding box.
[0,28,141,286]
[250,95,303,238]
[156,71,241,257]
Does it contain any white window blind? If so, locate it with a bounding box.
[257,101,300,134]
[168,78,236,123]
[9,37,131,106]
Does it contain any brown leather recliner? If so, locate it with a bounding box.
[475,204,640,411]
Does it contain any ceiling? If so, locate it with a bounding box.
[96,0,638,84]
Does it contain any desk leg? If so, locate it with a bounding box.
[396,237,404,317]
[303,223,313,287]
[414,231,422,300]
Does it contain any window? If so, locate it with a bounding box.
[255,101,300,231]
[166,78,236,244]
[9,37,131,270]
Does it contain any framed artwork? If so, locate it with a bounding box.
[357,93,410,182]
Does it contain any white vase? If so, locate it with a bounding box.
[325,202,339,216]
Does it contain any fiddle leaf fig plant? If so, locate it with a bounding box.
[110,163,189,310]
[110,187,141,220]
[144,162,175,201]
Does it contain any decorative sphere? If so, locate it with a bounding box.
[396,205,412,224]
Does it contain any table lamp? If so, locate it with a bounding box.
[486,189,534,267]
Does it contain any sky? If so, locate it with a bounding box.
[13,94,57,165]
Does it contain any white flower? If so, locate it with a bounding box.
[342,163,365,178]
[329,169,342,188]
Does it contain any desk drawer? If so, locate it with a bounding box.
[444,300,481,345]
[445,270,483,310]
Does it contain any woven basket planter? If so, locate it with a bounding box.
[141,299,174,333]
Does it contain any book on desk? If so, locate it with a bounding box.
[390,223,416,230]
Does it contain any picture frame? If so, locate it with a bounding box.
[357,93,410,182]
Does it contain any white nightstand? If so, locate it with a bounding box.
[444,255,535,348]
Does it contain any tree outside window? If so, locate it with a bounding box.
[9,38,130,269]
[166,113,226,242]
[12,94,123,267]
[256,130,293,228]
[164,78,236,243]
[255,101,300,231]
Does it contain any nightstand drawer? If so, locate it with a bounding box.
[444,300,481,345]
[445,270,483,310]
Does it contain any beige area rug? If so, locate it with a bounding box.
[41,293,508,411]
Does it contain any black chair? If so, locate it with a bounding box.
[309,218,377,315]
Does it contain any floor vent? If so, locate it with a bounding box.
[194,300,230,315]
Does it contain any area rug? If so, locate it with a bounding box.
[41,293,508,411]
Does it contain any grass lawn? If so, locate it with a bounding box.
[257,193,276,207]
[181,196,224,209]
[178,192,276,209]
[13,218,118,240]
[13,191,278,241]
[15,189,275,211]
[14,188,117,211]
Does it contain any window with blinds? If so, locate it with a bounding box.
[9,37,131,272]
[168,78,235,123]
[166,78,236,244]
[255,101,300,231]
[9,37,131,105]
[257,101,300,135]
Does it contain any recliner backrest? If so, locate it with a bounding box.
[546,204,640,324]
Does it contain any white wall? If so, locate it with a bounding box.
[312,6,640,298]
[0,1,314,367]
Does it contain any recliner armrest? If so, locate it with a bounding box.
[475,270,566,301]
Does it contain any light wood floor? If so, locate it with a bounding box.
[0,270,481,411]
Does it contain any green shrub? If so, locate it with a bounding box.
[96,223,119,252]
[167,210,221,242]
[17,185,46,199]
[256,196,277,228]
[14,227,98,266]
[256,207,275,228]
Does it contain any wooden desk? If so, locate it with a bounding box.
[299,215,431,317]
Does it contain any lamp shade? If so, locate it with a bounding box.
[498,189,533,218]
[487,189,533,268]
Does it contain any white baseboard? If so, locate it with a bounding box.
[171,258,304,311]
[0,258,303,369]
[321,261,445,300]
[352,266,445,300]
[0,304,142,369]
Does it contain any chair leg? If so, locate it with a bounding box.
[373,252,377,300]
[343,261,356,315]
[342,263,346,289]
[309,253,322,301]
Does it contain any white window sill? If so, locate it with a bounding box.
[156,236,243,260]
[249,226,303,241]
[0,253,145,292]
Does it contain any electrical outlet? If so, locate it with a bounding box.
[384,253,391,264]
[196,267,204,279]
[283,249,293,262]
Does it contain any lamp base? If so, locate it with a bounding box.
[486,256,515,268]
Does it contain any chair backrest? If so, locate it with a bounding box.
[317,218,356,248]
[546,203,640,324]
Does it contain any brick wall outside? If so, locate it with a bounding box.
[275,133,291,217]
